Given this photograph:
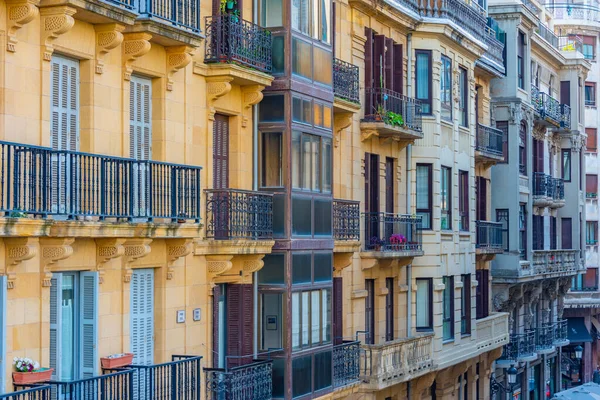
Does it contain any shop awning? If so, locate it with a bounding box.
[567,317,594,343]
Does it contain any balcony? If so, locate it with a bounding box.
[532,250,579,276]
[204,16,272,74]
[0,141,201,232]
[333,58,360,106]
[0,386,51,400]
[497,331,537,364]
[476,221,503,255]
[475,313,509,352]
[560,104,571,131]
[333,340,361,389]
[533,173,564,208]
[204,189,273,240]
[361,88,423,143]
[533,325,556,354]
[554,319,569,347]
[475,123,504,164]
[478,18,505,76]
[550,4,600,32]
[559,35,583,54]
[360,334,434,391]
[361,213,423,266]
[535,23,559,49]
[333,199,360,242]
[205,359,272,400]
[531,85,561,127]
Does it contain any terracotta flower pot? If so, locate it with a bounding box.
[101,353,134,369]
[13,368,53,385]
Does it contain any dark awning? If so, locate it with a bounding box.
[567,317,594,343]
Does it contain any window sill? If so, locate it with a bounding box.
[458,125,469,134]
[417,328,434,333]
[440,119,453,129]
[442,338,455,345]
[461,333,471,338]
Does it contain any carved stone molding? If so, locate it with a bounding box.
[241,85,265,127]
[166,238,192,280]
[122,32,152,81]
[166,45,194,91]
[361,129,377,142]
[570,133,586,153]
[40,238,75,287]
[206,77,233,121]
[96,238,125,283]
[334,113,353,148]
[4,237,38,289]
[40,6,76,61]
[206,255,233,275]
[122,238,152,282]
[7,0,39,52]
[532,124,547,141]
[242,255,265,275]
[95,24,125,74]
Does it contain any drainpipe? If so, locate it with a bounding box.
[406,33,413,340]
[252,0,259,359]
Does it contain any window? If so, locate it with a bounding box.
[532,215,543,250]
[415,50,432,115]
[519,204,527,260]
[475,270,489,320]
[365,280,374,344]
[385,278,394,341]
[458,67,468,127]
[518,31,525,89]
[586,82,596,106]
[259,95,285,122]
[587,128,597,153]
[417,164,432,230]
[519,121,527,175]
[292,38,313,79]
[496,121,509,163]
[291,0,310,34]
[442,276,454,341]
[550,217,557,250]
[441,166,452,230]
[260,0,283,27]
[562,149,571,181]
[258,253,285,284]
[497,209,509,252]
[291,288,331,349]
[562,218,572,249]
[441,56,452,121]
[459,171,469,231]
[587,175,598,198]
[259,293,283,351]
[292,252,332,284]
[461,275,471,335]
[291,131,332,192]
[416,278,432,330]
[587,222,598,245]
[583,35,596,60]
[260,132,283,188]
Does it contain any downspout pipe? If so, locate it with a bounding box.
[252,0,259,359]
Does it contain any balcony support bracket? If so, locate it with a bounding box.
[95,23,125,74]
[166,238,193,280]
[122,32,152,81]
[206,77,233,121]
[96,238,126,284]
[334,112,353,148]
[242,85,265,127]
[41,238,75,287]
[7,0,39,52]
[166,45,194,91]
[122,238,152,283]
[40,6,76,61]
[4,237,39,289]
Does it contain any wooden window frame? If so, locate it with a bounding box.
[440,56,453,122]
[562,149,572,182]
[518,31,525,89]
[416,278,433,331]
[385,277,394,342]
[365,279,375,344]
[496,209,509,252]
[459,170,469,231]
[587,128,597,153]
[461,274,471,335]
[519,203,527,260]
[441,166,452,230]
[586,82,596,107]
[415,50,433,115]
[416,163,433,230]
[458,66,468,128]
[442,276,454,341]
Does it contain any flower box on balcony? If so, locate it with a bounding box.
[13,368,53,385]
[101,353,134,369]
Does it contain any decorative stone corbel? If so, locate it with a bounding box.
[6,0,39,52]
[241,85,265,127]
[96,238,126,284]
[122,238,152,282]
[41,238,75,287]
[166,239,193,280]
[361,129,377,142]
[5,238,38,289]
[166,45,194,91]
[242,255,265,275]
[334,113,353,148]
[122,32,152,81]
[95,23,125,74]
[206,255,234,275]
[206,77,233,121]
[40,6,76,61]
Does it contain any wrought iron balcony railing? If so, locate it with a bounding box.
[334,58,360,104]
[419,0,487,39]
[205,15,272,73]
[554,319,569,345]
[205,359,272,400]
[333,199,360,241]
[476,221,503,251]
[553,178,565,200]
[362,212,423,253]
[482,24,505,70]
[0,385,51,400]
[333,340,361,388]
[135,0,200,32]
[0,141,201,221]
[499,331,536,361]
[533,172,549,198]
[533,325,555,352]
[205,189,273,240]
[476,123,504,158]
[540,92,561,124]
[561,104,571,129]
[364,88,422,132]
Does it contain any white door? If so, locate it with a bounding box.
[50,55,79,215]
[131,269,154,398]
[129,76,152,218]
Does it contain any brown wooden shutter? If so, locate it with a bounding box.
[385,158,394,214]
[385,38,394,90]
[374,35,386,90]
[587,128,597,152]
[226,284,254,367]
[562,218,572,249]
[385,277,394,341]
[587,175,598,193]
[213,114,230,189]
[476,177,487,221]
[333,277,343,345]
[538,140,544,173]
[561,81,571,106]
[475,270,483,319]
[364,153,371,213]
[364,28,374,113]
[212,285,220,367]
[393,44,403,94]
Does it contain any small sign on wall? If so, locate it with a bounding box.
[193,308,201,321]
[177,310,186,323]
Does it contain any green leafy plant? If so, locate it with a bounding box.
[386,111,404,127]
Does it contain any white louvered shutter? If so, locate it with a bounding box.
[131,269,154,365]
[49,276,63,381]
[79,272,98,379]
[129,76,152,218]
[50,55,79,214]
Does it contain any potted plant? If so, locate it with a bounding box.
[12,357,53,385]
[101,353,134,369]
[374,104,385,122]
[386,111,404,127]
[389,233,407,251]
[369,236,384,251]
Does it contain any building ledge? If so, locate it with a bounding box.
[334,97,361,114]
[333,240,361,253]
[360,121,423,143]
[194,62,274,87]
[194,239,275,256]
[128,19,203,47]
[39,0,138,25]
